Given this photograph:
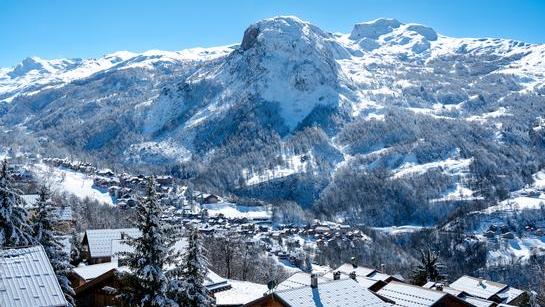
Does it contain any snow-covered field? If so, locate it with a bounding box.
[242,153,311,186]
[201,202,271,219]
[392,156,472,179]
[31,163,114,205]
[372,225,429,234]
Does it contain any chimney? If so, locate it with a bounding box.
[349,271,357,281]
[310,273,318,288]
[350,256,357,268]
[333,271,341,280]
[380,263,385,273]
[435,283,444,291]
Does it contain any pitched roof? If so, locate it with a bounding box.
[84,228,140,258]
[460,295,496,307]
[0,245,68,307]
[275,279,391,307]
[276,272,330,291]
[20,194,40,208]
[497,286,525,304]
[335,263,376,277]
[72,262,118,281]
[377,281,448,307]
[322,271,383,290]
[51,207,73,221]
[214,279,268,306]
[449,275,507,300]
[422,282,464,297]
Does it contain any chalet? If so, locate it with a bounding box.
[449,275,529,306]
[72,266,118,307]
[203,193,221,204]
[0,246,68,307]
[71,260,233,307]
[81,228,140,264]
[52,206,76,232]
[245,277,391,307]
[96,169,115,177]
[156,175,173,186]
[377,281,472,307]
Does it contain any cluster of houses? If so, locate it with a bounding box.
[0,238,531,307]
[483,223,545,240]
[0,156,536,306]
[245,261,530,307]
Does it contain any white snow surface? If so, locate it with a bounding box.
[30,163,113,205]
[213,279,268,306]
[201,202,271,219]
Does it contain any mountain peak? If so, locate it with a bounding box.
[349,18,402,40]
[241,16,326,51]
[8,56,49,78]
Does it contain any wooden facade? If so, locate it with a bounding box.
[74,269,119,307]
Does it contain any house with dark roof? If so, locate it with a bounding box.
[0,246,68,307]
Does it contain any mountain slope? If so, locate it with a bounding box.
[1,16,545,226]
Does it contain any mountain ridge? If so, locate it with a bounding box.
[1,16,545,226]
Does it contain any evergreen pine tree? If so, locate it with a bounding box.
[117,177,176,307]
[69,230,82,266]
[168,226,215,307]
[32,186,75,306]
[410,248,445,286]
[0,159,33,247]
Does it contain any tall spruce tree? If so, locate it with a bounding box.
[32,186,75,306]
[410,248,445,286]
[69,230,82,266]
[0,159,33,247]
[168,226,215,307]
[117,177,176,307]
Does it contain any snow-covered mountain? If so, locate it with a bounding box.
[2,16,545,226]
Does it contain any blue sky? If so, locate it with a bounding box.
[1,0,544,67]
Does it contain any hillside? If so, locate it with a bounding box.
[2,16,545,227]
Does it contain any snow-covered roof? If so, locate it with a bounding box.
[497,286,525,304]
[204,270,231,292]
[0,245,68,307]
[52,207,73,221]
[213,279,267,306]
[377,281,447,306]
[449,275,507,300]
[276,272,330,291]
[422,282,463,297]
[275,278,391,307]
[72,262,118,281]
[20,194,39,208]
[335,263,376,277]
[367,271,393,282]
[322,271,383,290]
[84,228,140,258]
[461,295,496,307]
